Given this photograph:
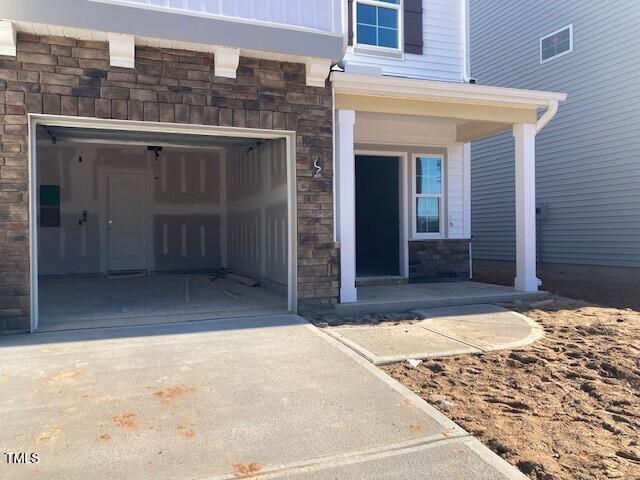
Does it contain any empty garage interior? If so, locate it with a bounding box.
[35,126,290,330]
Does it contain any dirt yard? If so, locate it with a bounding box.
[381,297,640,480]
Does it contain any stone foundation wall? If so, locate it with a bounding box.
[0,33,338,331]
[409,239,470,282]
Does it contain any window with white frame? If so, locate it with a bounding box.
[355,0,402,50]
[414,155,443,236]
[540,24,573,63]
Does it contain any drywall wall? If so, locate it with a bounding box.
[152,148,222,272]
[37,142,223,275]
[226,139,288,286]
[37,139,289,284]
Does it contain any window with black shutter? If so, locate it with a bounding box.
[349,0,423,55]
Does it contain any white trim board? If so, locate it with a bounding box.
[27,114,298,332]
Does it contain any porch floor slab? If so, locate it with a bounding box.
[335,281,548,316]
[323,304,544,365]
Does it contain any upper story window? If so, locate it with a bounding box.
[540,24,573,64]
[355,0,402,51]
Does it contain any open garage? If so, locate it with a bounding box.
[32,121,295,331]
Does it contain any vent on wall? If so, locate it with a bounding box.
[540,24,573,64]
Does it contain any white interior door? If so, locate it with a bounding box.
[107,173,149,272]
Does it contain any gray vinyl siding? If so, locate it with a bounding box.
[342,0,463,82]
[469,0,640,267]
[0,0,345,61]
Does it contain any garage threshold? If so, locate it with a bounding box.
[37,273,288,332]
[35,308,290,333]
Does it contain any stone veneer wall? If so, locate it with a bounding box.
[0,33,338,331]
[409,240,470,282]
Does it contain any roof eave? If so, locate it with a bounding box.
[330,72,567,110]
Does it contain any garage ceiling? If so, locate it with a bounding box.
[38,126,264,149]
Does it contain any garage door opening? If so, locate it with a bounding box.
[32,122,294,331]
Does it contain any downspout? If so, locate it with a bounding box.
[536,100,559,133]
[461,0,473,280]
[461,0,472,82]
[533,99,559,286]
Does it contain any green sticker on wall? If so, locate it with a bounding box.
[40,185,60,206]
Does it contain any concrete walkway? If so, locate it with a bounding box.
[324,304,544,365]
[0,315,526,479]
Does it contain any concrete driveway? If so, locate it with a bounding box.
[0,315,525,479]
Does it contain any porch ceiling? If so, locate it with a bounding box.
[331,72,567,142]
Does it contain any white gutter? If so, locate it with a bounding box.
[331,72,568,108]
[536,100,559,133]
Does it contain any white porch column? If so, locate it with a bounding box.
[513,123,540,292]
[336,110,357,303]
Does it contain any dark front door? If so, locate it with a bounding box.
[355,155,400,277]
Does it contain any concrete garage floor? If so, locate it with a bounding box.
[0,315,526,479]
[324,304,545,365]
[38,274,287,331]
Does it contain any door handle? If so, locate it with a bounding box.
[108,219,113,230]
[78,210,88,226]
